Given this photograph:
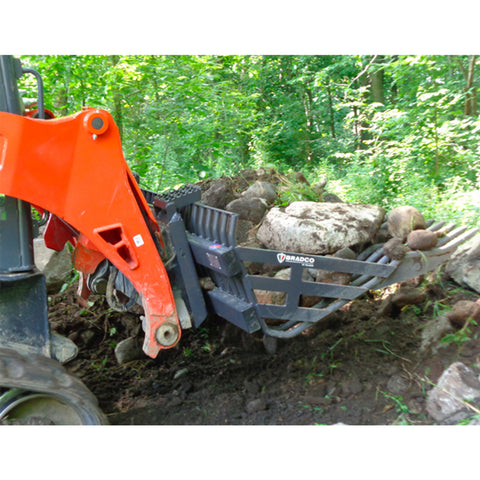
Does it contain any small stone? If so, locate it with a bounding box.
[407,229,438,251]
[447,300,480,328]
[390,287,426,309]
[341,376,363,395]
[386,374,410,396]
[420,314,454,353]
[382,237,407,260]
[173,368,189,380]
[262,335,278,355]
[79,329,96,347]
[246,398,267,414]
[199,277,215,291]
[377,297,394,317]
[114,337,144,365]
[322,193,343,203]
[387,206,426,241]
[295,172,310,185]
[241,181,277,204]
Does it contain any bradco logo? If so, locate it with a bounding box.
[276,252,315,266]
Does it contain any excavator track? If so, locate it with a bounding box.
[0,348,107,425]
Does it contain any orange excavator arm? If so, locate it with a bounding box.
[0,107,180,358]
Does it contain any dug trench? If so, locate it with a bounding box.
[50,268,480,426]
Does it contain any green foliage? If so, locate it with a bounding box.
[17,54,480,225]
[441,318,478,347]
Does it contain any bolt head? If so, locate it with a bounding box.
[155,322,179,347]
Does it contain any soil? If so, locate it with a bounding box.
[51,268,480,426]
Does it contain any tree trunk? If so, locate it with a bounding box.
[465,55,477,116]
[109,55,124,139]
[327,84,336,138]
[369,56,385,104]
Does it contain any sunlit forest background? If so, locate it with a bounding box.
[19,55,480,226]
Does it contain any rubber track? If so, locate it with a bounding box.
[0,348,107,424]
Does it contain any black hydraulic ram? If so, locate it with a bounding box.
[0,56,51,356]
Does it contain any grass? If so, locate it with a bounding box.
[379,390,412,425]
[441,318,478,347]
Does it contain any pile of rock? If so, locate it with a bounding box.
[199,169,464,307]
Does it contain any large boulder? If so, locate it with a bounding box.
[446,234,480,294]
[257,201,385,255]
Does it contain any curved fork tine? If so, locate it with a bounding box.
[430,228,478,254]
[427,221,446,232]
[436,225,468,247]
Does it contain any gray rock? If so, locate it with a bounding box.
[447,300,480,328]
[257,202,385,255]
[322,193,344,203]
[201,178,235,209]
[254,268,312,305]
[310,248,356,285]
[341,376,363,395]
[390,287,426,309]
[34,238,73,294]
[246,398,267,414]
[420,314,455,353]
[235,219,255,244]
[446,234,480,294]
[173,368,189,380]
[241,181,277,205]
[262,335,278,355]
[226,197,268,224]
[382,237,406,260]
[426,362,480,424]
[387,206,426,241]
[386,374,410,396]
[114,337,144,365]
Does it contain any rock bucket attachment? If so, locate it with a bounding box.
[157,186,479,341]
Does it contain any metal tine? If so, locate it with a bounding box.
[412,227,478,255]
[436,225,467,247]
[219,213,228,246]
[195,205,202,234]
[362,246,387,263]
[211,210,220,243]
[357,243,384,262]
[351,248,391,282]
[204,208,213,240]
[427,221,446,232]
[227,215,237,247]
[436,223,456,234]
[190,204,198,233]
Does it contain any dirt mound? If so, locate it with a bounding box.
[55,267,480,425]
